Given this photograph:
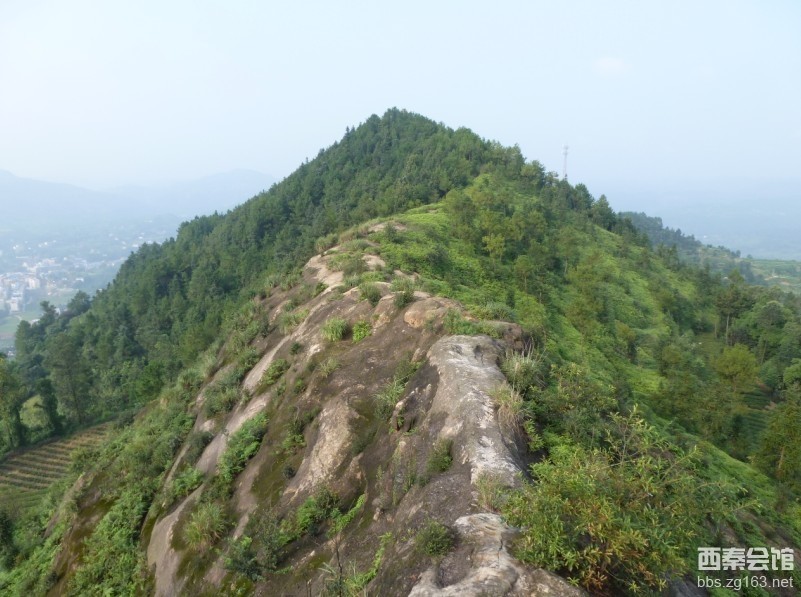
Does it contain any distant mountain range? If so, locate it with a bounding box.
[0,169,275,234]
[606,179,801,260]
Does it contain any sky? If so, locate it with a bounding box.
[1,0,800,228]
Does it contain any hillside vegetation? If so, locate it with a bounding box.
[0,110,799,595]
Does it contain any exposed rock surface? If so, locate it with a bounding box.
[409,513,584,597]
[133,248,569,597]
[426,335,524,487]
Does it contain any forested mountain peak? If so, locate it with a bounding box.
[1,111,799,595]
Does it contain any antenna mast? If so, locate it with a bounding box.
[562,144,569,181]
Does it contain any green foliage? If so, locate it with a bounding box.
[503,411,726,594]
[426,438,453,474]
[321,317,349,342]
[217,413,268,489]
[490,383,524,430]
[351,320,372,343]
[475,301,516,322]
[167,467,204,503]
[374,359,420,421]
[475,472,507,512]
[500,349,545,395]
[321,530,392,596]
[184,501,228,551]
[359,281,382,306]
[415,520,454,558]
[753,392,801,493]
[318,357,340,378]
[276,308,308,334]
[256,358,289,393]
[286,487,339,540]
[715,343,757,394]
[442,310,502,338]
[184,430,214,465]
[328,494,366,537]
[391,277,415,309]
[224,507,286,582]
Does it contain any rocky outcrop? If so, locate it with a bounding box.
[410,513,584,597]
[426,335,524,487]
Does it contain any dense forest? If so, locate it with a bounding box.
[1,110,799,594]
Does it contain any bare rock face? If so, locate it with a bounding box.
[403,297,459,329]
[426,335,523,487]
[284,397,359,501]
[409,513,584,597]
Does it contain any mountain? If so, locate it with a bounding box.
[0,170,127,231]
[109,169,275,219]
[1,110,799,595]
[0,169,274,233]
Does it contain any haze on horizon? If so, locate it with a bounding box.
[1,0,800,256]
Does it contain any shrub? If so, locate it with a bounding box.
[257,358,289,393]
[290,487,339,538]
[184,502,228,551]
[374,359,420,420]
[289,341,303,355]
[319,357,340,378]
[501,349,545,395]
[218,413,268,488]
[443,310,502,338]
[315,233,339,254]
[276,309,308,334]
[394,290,414,309]
[426,438,453,474]
[503,411,726,594]
[480,301,517,322]
[322,317,349,342]
[359,282,382,306]
[415,520,454,558]
[490,383,524,431]
[203,384,241,417]
[168,466,204,503]
[475,472,507,512]
[352,320,372,343]
[341,255,367,276]
[184,430,214,465]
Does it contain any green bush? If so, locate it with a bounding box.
[322,317,349,342]
[374,359,420,420]
[289,487,339,538]
[218,413,269,488]
[478,301,517,322]
[443,309,502,338]
[224,509,286,581]
[276,309,308,334]
[352,320,372,343]
[426,438,453,474]
[490,383,524,430]
[501,350,545,395]
[257,358,289,393]
[184,430,214,465]
[359,282,382,306]
[415,520,454,558]
[391,277,415,308]
[319,357,340,378]
[168,466,204,503]
[184,501,228,550]
[503,411,726,594]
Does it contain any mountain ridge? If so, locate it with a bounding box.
[1,109,799,595]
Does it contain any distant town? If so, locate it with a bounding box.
[0,217,181,354]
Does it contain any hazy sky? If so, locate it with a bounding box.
[1,0,800,212]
